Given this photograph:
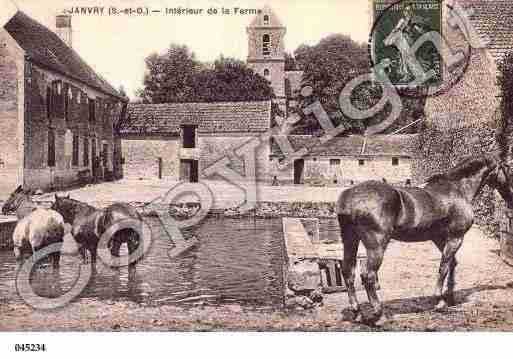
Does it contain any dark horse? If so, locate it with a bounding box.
[2,186,65,270]
[337,154,513,324]
[51,195,144,277]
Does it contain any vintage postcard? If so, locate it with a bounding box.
[1,0,513,353]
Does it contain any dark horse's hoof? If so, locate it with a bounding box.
[341,308,362,322]
[361,310,384,326]
[445,294,456,307]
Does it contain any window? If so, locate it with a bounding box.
[313,157,317,161]
[72,135,79,166]
[46,87,52,119]
[103,143,108,168]
[47,129,56,167]
[263,69,270,77]
[53,80,62,96]
[263,15,269,25]
[181,125,197,149]
[262,34,271,56]
[64,86,70,123]
[89,98,96,123]
[358,159,365,166]
[392,157,399,166]
[83,137,90,167]
[330,159,341,166]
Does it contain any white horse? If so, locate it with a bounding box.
[2,186,65,270]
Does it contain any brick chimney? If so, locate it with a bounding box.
[56,14,73,48]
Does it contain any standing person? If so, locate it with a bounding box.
[64,129,73,169]
[93,155,100,183]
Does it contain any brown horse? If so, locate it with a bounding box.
[337,154,513,324]
[2,186,65,270]
[51,195,144,278]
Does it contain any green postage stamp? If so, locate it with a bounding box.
[371,0,443,88]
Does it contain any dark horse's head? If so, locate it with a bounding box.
[487,157,513,209]
[2,186,32,215]
[51,193,75,223]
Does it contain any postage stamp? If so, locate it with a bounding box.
[371,0,443,88]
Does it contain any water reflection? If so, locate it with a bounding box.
[0,217,296,307]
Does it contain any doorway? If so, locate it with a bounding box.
[180,159,199,183]
[293,159,304,185]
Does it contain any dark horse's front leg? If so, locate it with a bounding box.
[88,243,98,273]
[110,229,142,280]
[127,230,142,280]
[434,236,463,311]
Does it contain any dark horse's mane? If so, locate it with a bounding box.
[60,197,97,211]
[425,155,497,184]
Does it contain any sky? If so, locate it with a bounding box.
[7,0,371,99]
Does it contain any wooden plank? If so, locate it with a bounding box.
[500,231,513,266]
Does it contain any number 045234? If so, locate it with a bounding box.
[14,344,46,352]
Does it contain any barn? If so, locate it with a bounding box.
[121,101,272,182]
[271,135,419,186]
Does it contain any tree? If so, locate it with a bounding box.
[294,34,425,135]
[118,85,127,99]
[136,47,274,104]
[192,56,274,102]
[136,44,200,104]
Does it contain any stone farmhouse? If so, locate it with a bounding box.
[123,6,418,184]
[0,12,126,197]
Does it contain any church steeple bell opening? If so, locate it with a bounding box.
[246,5,286,101]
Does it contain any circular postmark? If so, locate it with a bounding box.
[368,0,471,98]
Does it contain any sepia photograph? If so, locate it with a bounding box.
[1,0,513,355]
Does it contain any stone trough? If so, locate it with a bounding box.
[282,218,366,307]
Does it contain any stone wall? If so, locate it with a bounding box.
[0,29,24,199]
[413,13,502,236]
[412,118,500,236]
[271,156,413,186]
[23,64,123,190]
[198,134,270,181]
[122,136,179,180]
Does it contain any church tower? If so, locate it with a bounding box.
[247,6,286,110]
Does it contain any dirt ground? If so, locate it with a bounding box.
[2,226,513,331]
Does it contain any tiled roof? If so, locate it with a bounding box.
[460,0,513,65]
[272,135,419,157]
[122,101,272,135]
[4,11,123,100]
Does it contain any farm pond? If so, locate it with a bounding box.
[0,217,340,308]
